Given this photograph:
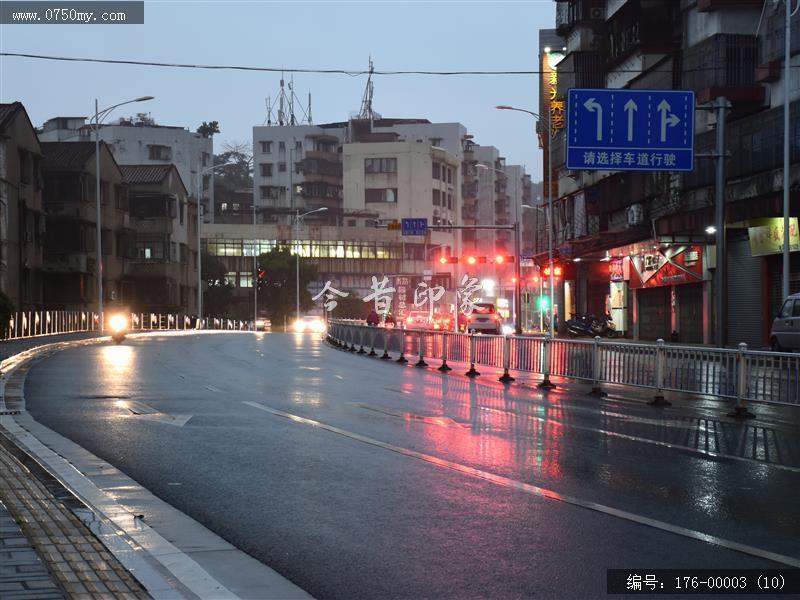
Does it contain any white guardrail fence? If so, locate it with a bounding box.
[1,310,250,340]
[327,320,800,415]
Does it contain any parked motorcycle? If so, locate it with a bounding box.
[108,313,129,344]
[566,313,618,338]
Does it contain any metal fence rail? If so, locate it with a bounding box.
[327,322,800,413]
[2,310,248,341]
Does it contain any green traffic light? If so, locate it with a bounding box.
[537,295,550,311]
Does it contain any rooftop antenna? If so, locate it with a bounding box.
[278,74,286,126]
[289,76,296,126]
[265,96,272,126]
[307,92,313,125]
[358,56,375,128]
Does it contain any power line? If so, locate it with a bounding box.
[0,52,789,76]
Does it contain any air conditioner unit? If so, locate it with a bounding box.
[626,203,645,227]
[589,7,604,20]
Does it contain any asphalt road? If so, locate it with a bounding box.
[23,332,800,599]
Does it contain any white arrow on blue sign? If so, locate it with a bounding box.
[566,88,695,172]
[401,218,428,236]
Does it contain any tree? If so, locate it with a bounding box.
[256,248,318,328]
[202,252,234,316]
[331,293,368,320]
[197,121,220,138]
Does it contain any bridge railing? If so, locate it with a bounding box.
[327,321,800,413]
[1,311,250,341]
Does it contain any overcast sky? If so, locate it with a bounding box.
[1,0,555,180]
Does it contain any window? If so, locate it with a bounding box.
[432,162,440,179]
[202,152,210,167]
[202,175,210,191]
[135,236,166,260]
[348,219,357,226]
[295,140,303,151]
[260,163,273,177]
[279,141,286,151]
[147,145,172,161]
[430,137,442,147]
[365,188,398,203]
[364,157,397,173]
[794,300,800,317]
[180,201,185,224]
[239,272,253,288]
[224,272,237,286]
[260,141,272,153]
[180,243,188,264]
[18,150,31,184]
[260,186,279,200]
[447,193,452,210]
[447,167,453,184]
[278,162,287,172]
[432,190,440,206]
[295,162,302,174]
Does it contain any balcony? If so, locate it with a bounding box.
[131,217,173,235]
[682,34,765,108]
[43,252,91,274]
[127,260,181,280]
[607,0,678,67]
[557,52,606,97]
[304,149,339,163]
[556,0,605,36]
[697,0,762,11]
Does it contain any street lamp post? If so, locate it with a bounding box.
[294,207,328,321]
[784,0,799,301]
[93,96,153,333]
[496,105,555,337]
[196,162,235,326]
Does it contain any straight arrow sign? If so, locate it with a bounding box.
[624,99,637,142]
[583,98,603,141]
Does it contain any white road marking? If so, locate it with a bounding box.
[205,385,221,393]
[242,400,800,568]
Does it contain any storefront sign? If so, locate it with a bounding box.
[609,259,625,282]
[748,217,800,257]
[628,245,704,289]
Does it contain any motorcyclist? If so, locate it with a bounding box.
[366,309,380,326]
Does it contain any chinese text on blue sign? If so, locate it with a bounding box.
[566,89,694,172]
[401,218,428,236]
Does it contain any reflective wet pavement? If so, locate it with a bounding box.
[22,333,800,599]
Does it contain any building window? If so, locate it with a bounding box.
[295,162,302,174]
[365,188,398,203]
[180,201,185,224]
[432,190,440,206]
[348,219,357,226]
[260,141,272,154]
[260,163,273,177]
[239,272,253,288]
[260,186,279,200]
[447,167,453,184]
[295,140,303,151]
[447,193,452,210]
[364,157,397,174]
[430,138,442,147]
[279,141,286,151]
[135,236,166,260]
[147,145,172,161]
[278,162,287,172]
[202,152,210,167]
[432,162,440,180]
[224,272,237,286]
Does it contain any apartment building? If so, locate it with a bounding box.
[39,114,215,224]
[0,102,45,309]
[120,165,198,313]
[544,0,792,347]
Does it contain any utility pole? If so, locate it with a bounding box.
[714,97,731,348]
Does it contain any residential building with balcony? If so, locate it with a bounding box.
[38,114,215,224]
[545,0,783,347]
[0,102,46,310]
[120,165,198,313]
[40,141,129,310]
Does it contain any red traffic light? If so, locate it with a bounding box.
[439,256,458,264]
[467,256,477,265]
[554,266,563,277]
[542,266,562,277]
[495,255,505,264]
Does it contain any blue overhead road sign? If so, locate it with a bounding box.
[566,88,695,172]
[401,218,428,236]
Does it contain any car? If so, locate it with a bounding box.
[292,315,326,334]
[255,318,272,331]
[465,303,502,335]
[404,311,432,330]
[770,293,800,351]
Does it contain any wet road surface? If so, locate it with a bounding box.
[23,332,800,599]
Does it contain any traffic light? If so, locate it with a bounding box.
[439,256,458,264]
[466,256,477,265]
[256,268,266,289]
[537,295,550,311]
[542,265,563,278]
[494,255,515,264]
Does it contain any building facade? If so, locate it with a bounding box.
[0,102,45,310]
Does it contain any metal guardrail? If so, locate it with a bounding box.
[327,322,800,414]
[2,310,250,341]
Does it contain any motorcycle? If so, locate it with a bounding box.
[108,313,129,344]
[567,313,619,338]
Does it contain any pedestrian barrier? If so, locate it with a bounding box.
[1,310,249,341]
[327,321,800,414]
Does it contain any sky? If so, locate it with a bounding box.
[0,0,556,180]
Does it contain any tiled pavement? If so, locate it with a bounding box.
[0,432,152,599]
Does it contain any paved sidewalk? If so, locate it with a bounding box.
[0,428,152,599]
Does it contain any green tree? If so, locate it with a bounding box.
[331,292,368,320]
[202,252,234,316]
[257,247,318,328]
[197,121,220,138]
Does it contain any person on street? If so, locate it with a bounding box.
[366,309,379,326]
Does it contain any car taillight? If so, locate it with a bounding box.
[494,314,501,321]
[406,317,413,323]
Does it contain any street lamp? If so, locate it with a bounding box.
[496,104,555,338]
[196,161,235,326]
[783,0,800,301]
[476,162,523,333]
[294,207,328,321]
[93,95,153,333]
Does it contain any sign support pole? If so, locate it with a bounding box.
[714,97,730,348]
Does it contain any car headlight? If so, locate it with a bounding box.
[109,314,128,333]
[311,321,326,333]
[255,319,265,328]
[292,320,306,332]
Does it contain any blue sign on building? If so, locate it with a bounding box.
[566,88,695,172]
[401,218,428,236]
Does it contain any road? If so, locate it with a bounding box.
[23,332,800,599]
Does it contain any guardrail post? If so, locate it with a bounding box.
[537,335,556,389]
[381,327,391,359]
[349,327,358,352]
[438,332,452,372]
[499,335,515,383]
[415,331,428,367]
[357,327,367,354]
[648,338,672,406]
[368,329,378,357]
[588,336,607,397]
[465,333,480,377]
[396,327,408,364]
[728,342,756,419]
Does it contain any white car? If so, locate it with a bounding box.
[770,293,800,351]
[465,303,502,335]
